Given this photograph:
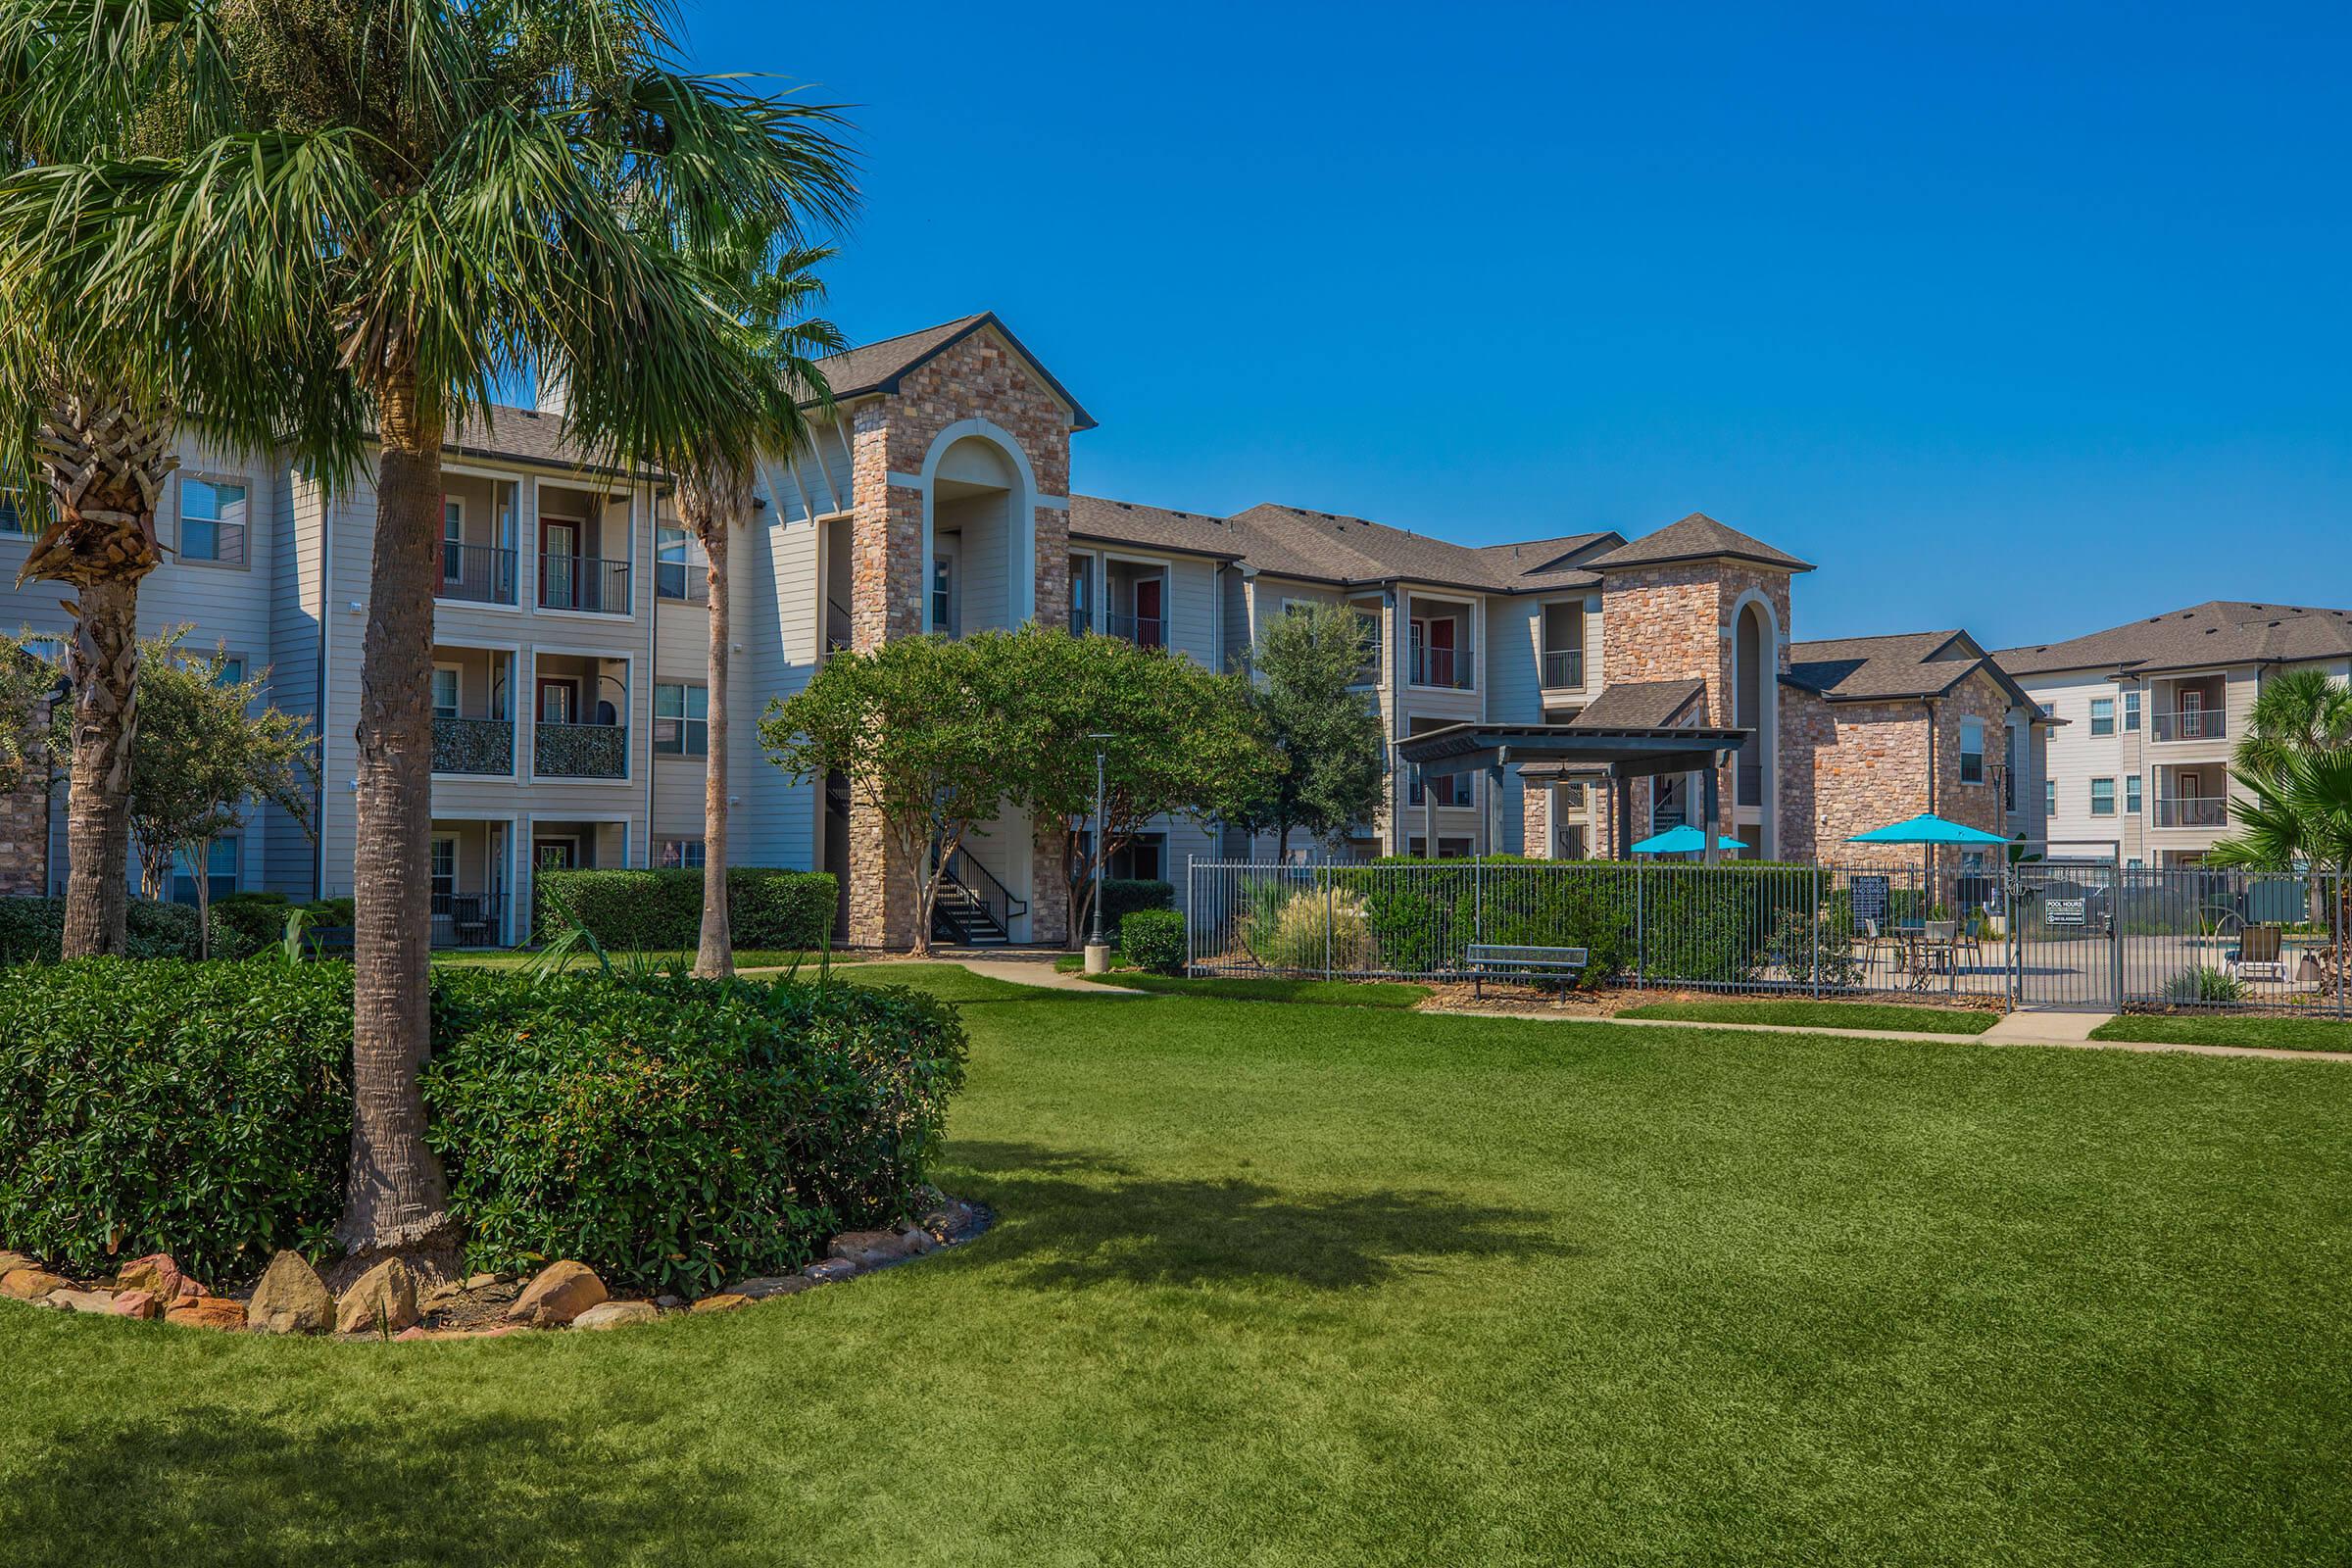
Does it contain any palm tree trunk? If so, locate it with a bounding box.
[680,463,747,979]
[337,372,454,1259]
[58,577,138,956]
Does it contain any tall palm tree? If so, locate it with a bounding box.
[2233,668,2352,783]
[0,0,853,1260]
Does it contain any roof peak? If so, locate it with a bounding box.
[1587,513,1814,574]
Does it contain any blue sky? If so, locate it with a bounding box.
[680,0,2350,647]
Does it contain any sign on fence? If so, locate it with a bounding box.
[1849,874,1888,927]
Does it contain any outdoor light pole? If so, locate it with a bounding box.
[1085,733,1114,972]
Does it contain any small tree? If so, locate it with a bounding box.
[760,631,1021,956]
[1237,603,1386,859]
[0,630,57,791]
[125,630,318,955]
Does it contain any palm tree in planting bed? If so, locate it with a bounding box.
[0,0,854,1264]
[2213,668,2352,943]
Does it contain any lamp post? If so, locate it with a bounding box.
[1084,732,1114,973]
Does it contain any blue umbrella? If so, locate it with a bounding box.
[1845,812,2010,847]
[1630,823,1749,857]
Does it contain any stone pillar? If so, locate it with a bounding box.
[0,687,49,895]
[1522,782,1553,860]
[845,403,924,948]
[1029,810,1070,946]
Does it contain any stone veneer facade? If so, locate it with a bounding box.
[845,328,1077,948]
[0,687,49,896]
[1780,665,2011,869]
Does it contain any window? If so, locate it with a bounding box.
[171,836,238,905]
[431,665,462,719]
[1067,555,1093,633]
[214,655,248,687]
[658,838,706,869]
[1107,834,1164,882]
[1405,837,1474,859]
[2089,777,2116,816]
[1349,603,1382,683]
[2126,774,2142,814]
[2124,691,2140,732]
[1959,718,1985,784]
[0,492,27,535]
[20,634,64,663]
[442,498,465,582]
[653,682,708,755]
[179,477,248,565]
[2088,697,2115,737]
[2003,725,2020,810]
[931,556,955,635]
[429,835,457,911]
[657,522,693,600]
[2045,778,2057,816]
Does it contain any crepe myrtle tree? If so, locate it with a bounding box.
[760,630,1027,956]
[0,0,856,1260]
[1019,629,1279,941]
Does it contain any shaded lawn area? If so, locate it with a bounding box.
[432,948,864,972]
[6,972,2351,1564]
[1617,998,1999,1035]
[2090,1011,2352,1052]
[1048,956,1430,1008]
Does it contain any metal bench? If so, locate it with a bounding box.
[1464,943,1589,997]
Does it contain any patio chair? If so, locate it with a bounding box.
[2228,923,2288,984]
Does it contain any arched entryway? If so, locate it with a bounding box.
[1731,594,1779,858]
[921,425,1035,637]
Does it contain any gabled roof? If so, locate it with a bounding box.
[813,312,1098,430]
[1569,677,1707,729]
[1587,513,1814,574]
[1786,629,2038,710]
[1993,600,2352,678]
[1066,496,1246,563]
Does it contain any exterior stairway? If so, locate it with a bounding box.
[931,879,1009,946]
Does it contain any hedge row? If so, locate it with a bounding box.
[1094,878,1174,943]
[0,896,225,964]
[0,958,965,1293]
[533,867,835,951]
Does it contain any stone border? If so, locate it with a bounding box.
[0,1196,991,1342]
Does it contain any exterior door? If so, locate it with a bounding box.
[1133,576,1164,648]
[2180,688,2204,739]
[538,677,577,725]
[534,837,579,871]
[541,519,578,609]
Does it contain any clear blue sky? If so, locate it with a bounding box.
[679,0,2351,648]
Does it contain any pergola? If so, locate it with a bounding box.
[1393,721,1752,863]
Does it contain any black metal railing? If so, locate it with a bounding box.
[1409,646,1475,689]
[431,715,514,775]
[1069,603,1093,636]
[938,845,1027,937]
[825,596,853,656]
[1542,647,1584,688]
[2151,708,2227,742]
[533,721,627,778]
[1104,611,1165,648]
[538,554,632,613]
[655,560,707,603]
[2154,795,2230,828]
[429,892,505,949]
[438,543,518,605]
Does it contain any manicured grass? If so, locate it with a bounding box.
[1050,956,1429,1008]
[6,971,2350,1562]
[431,948,863,972]
[1617,998,1999,1035]
[2090,1011,2352,1052]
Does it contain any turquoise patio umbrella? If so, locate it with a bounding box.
[1845,812,2010,915]
[1630,823,1748,857]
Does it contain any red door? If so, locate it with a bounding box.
[1134,577,1164,648]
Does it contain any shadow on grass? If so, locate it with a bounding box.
[945,1140,1579,1292]
[0,1400,751,1561]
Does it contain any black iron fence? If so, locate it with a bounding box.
[438,543,518,605]
[539,554,632,612]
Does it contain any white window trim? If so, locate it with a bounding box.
[175,471,254,570]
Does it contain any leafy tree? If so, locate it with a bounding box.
[0,0,857,1256]
[0,629,55,791]
[1235,602,1385,859]
[760,632,1023,956]
[123,629,318,955]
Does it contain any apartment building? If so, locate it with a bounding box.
[1,308,2056,947]
[1994,603,2352,865]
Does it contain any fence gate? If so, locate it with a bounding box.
[2010,861,2120,1011]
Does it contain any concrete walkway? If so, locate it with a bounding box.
[865,953,1147,997]
[1472,1009,2352,1064]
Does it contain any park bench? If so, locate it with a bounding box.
[1463,943,1588,998]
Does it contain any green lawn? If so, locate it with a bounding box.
[2090,1011,2352,1052]
[1617,998,2000,1035]
[432,948,863,972]
[6,969,2350,1563]
[1048,957,1430,1008]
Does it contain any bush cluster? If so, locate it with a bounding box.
[0,960,964,1294]
[534,867,835,951]
[0,896,224,964]
[0,959,354,1284]
[1096,878,1174,943]
[213,892,359,958]
[1118,907,1188,974]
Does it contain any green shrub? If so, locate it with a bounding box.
[423,970,965,1295]
[2163,965,2245,1004]
[0,896,224,964]
[533,867,834,950]
[1097,878,1174,943]
[0,959,353,1284]
[215,891,291,957]
[1119,907,1188,974]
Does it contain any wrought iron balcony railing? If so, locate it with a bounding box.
[2153,795,2230,828]
[1542,647,1584,688]
[538,554,632,613]
[2150,708,2226,743]
[438,544,518,605]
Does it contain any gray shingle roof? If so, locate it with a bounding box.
[1568,677,1706,729]
[1587,513,1814,574]
[811,312,1099,430]
[1993,601,2352,678]
[1787,629,2036,708]
[1066,496,1246,562]
[448,404,661,480]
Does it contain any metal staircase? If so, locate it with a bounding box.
[931,847,1026,947]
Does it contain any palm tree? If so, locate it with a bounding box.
[0,0,853,1260]
[647,240,842,979]
[2214,669,2352,931]
[2233,668,2352,783]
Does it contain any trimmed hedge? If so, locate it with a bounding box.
[1119,907,1187,974]
[423,970,965,1294]
[0,896,225,965]
[1098,878,1174,943]
[534,866,835,951]
[0,959,353,1284]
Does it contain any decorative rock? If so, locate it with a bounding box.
[40,1288,117,1313]
[421,1282,465,1310]
[163,1296,247,1331]
[115,1253,190,1300]
[690,1293,749,1314]
[247,1250,334,1335]
[1,1267,69,1299]
[464,1272,500,1291]
[802,1258,858,1285]
[506,1260,608,1327]
[828,1229,931,1269]
[729,1275,816,1301]
[571,1300,659,1331]
[654,1295,685,1310]
[0,1250,36,1277]
[334,1257,422,1336]
[109,1289,162,1319]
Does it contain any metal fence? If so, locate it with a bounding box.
[1186,858,2352,1017]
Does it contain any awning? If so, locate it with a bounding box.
[1394,721,1749,781]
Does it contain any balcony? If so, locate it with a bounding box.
[538,555,631,613]
[429,893,506,949]
[1103,611,1165,648]
[1542,647,1584,689]
[655,560,707,604]
[2153,795,2229,829]
[2150,708,2227,743]
[1068,603,1093,636]
[432,715,514,775]
[534,721,628,779]
[1409,646,1475,690]
[437,543,517,606]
